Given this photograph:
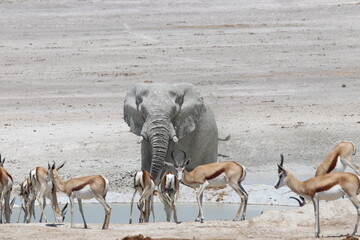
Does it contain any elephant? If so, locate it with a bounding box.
[123,82,221,182]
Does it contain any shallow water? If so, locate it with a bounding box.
[12,202,292,224]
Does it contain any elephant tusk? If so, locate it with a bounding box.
[173,136,178,143]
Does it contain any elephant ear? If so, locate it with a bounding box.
[174,83,206,139]
[123,85,144,136]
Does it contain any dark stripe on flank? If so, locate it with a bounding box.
[72,182,89,192]
[326,154,339,173]
[205,169,225,180]
[316,180,338,192]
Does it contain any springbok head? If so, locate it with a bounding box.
[164,150,191,181]
[274,154,288,189]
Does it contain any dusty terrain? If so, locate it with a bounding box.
[1,0,360,239]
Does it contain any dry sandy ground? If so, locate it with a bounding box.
[1,200,360,239]
[1,0,360,239]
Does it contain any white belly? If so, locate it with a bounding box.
[72,185,94,199]
[207,173,228,187]
[332,157,347,173]
[317,185,345,201]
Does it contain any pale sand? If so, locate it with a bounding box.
[1,0,360,238]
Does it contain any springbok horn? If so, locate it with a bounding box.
[280,154,284,167]
[180,150,187,161]
[57,161,66,170]
[289,197,305,207]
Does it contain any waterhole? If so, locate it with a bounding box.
[12,203,292,224]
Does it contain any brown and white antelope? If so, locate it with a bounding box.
[166,150,248,223]
[293,141,359,206]
[0,154,13,223]
[47,162,111,229]
[158,171,179,223]
[18,178,34,223]
[275,154,360,238]
[129,170,156,224]
[26,167,67,223]
[316,141,358,176]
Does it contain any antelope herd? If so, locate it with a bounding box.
[0,141,359,238]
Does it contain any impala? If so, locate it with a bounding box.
[26,167,67,223]
[166,150,248,223]
[275,154,360,238]
[158,171,179,223]
[47,162,111,229]
[0,154,13,223]
[129,170,156,224]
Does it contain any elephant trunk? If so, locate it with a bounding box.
[146,116,173,180]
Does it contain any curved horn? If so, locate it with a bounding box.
[280,154,284,167]
[179,150,187,161]
[57,161,66,171]
[289,197,305,207]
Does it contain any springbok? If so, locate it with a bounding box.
[275,154,360,238]
[26,167,68,223]
[292,141,358,206]
[129,170,156,224]
[0,154,13,223]
[165,150,248,223]
[316,141,358,176]
[47,162,111,229]
[18,178,34,223]
[158,171,179,223]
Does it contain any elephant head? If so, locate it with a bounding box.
[124,83,206,179]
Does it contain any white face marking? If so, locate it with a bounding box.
[317,185,345,201]
[274,172,286,189]
[176,167,184,181]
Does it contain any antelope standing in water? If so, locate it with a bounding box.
[129,170,156,224]
[47,162,111,229]
[158,171,180,223]
[26,167,67,223]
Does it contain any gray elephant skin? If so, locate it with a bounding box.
[124,83,219,181]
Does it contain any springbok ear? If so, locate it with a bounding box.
[124,85,146,136]
[57,162,66,170]
[185,158,191,166]
[277,164,287,175]
[174,83,206,139]
[164,161,174,168]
